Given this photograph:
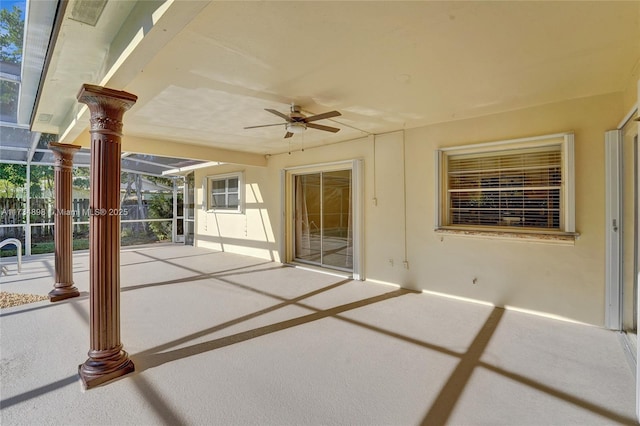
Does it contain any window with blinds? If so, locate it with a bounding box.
[447,147,561,229]
[437,134,575,234]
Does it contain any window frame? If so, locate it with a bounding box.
[435,133,576,238]
[205,172,243,214]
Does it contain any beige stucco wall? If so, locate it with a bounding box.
[196,165,278,260]
[195,92,626,326]
[622,57,640,114]
[402,93,621,326]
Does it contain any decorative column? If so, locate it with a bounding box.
[48,142,81,302]
[77,84,137,389]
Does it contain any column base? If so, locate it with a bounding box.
[49,286,80,302]
[78,349,135,389]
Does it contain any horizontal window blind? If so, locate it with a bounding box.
[447,146,562,229]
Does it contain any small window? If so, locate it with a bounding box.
[206,172,242,213]
[436,133,575,236]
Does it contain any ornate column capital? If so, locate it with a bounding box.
[49,142,81,170]
[77,84,138,136]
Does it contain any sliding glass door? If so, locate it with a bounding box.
[293,169,353,272]
[285,160,362,278]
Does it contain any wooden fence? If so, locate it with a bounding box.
[1,197,155,241]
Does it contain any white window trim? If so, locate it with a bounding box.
[435,132,576,241]
[204,171,244,214]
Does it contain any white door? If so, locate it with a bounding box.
[605,114,639,337]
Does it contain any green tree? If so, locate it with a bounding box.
[148,194,173,240]
[146,175,174,187]
[0,5,24,119]
[0,163,26,197]
[121,172,147,232]
[29,165,54,198]
[73,167,90,190]
[0,6,23,63]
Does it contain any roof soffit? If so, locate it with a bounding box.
[32,1,640,160]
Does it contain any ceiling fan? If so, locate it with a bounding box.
[244,104,341,138]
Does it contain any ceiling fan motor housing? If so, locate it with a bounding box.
[290,104,305,121]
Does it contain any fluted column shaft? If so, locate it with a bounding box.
[77,84,137,389]
[49,142,81,302]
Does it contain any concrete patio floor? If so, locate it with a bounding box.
[0,244,637,425]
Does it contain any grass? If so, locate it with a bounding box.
[0,234,161,257]
[0,239,89,257]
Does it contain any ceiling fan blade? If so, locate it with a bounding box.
[306,122,340,133]
[265,108,293,122]
[303,110,341,123]
[244,123,284,129]
[284,132,294,139]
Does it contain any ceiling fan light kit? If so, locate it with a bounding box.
[245,103,341,138]
[286,122,307,134]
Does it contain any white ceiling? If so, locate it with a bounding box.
[32,0,640,161]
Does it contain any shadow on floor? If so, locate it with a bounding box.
[133,287,415,372]
[2,248,636,425]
